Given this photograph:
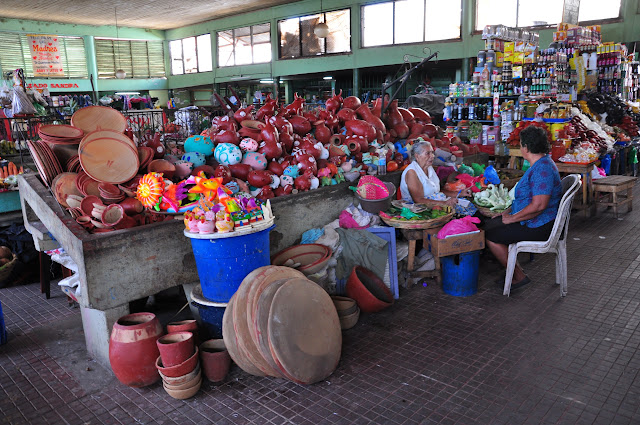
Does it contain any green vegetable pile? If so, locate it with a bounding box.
[386,205,450,221]
[473,184,515,211]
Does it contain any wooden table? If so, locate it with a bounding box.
[555,161,596,217]
[592,175,637,218]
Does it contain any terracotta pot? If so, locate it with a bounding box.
[346,266,394,313]
[76,215,94,230]
[148,159,176,180]
[159,363,201,386]
[146,134,165,159]
[167,320,199,345]
[156,331,195,367]
[386,99,404,127]
[109,312,164,387]
[119,198,143,216]
[356,104,386,134]
[342,96,362,110]
[155,347,200,378]
[199,339,231,382]
[101,204,125,227]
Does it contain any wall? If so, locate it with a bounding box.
[3,1,640,95]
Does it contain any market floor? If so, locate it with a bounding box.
[2,195,640,425]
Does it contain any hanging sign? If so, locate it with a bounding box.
[26,34,64,77]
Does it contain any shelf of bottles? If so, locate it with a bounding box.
[623,62,640,102]
[597,43,625,95]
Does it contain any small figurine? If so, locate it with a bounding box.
[215,210,234,233]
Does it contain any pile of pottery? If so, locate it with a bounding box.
[222,265,342,384]
[155,331,202,399]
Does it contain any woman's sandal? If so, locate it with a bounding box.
[494,276,531,290]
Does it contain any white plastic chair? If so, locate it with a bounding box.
[503,174,582,297]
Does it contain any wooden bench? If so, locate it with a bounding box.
[593,175,637,218]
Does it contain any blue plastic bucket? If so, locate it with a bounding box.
[186,225,274,303]
[191,285,226,339]
[441,250,481,297]
[0,300,7,345]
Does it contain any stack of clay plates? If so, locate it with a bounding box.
[38,124,83,144]
[222,266,342,385]
[71,105,127,134]
[26,140,64,187]
[51,172,82,209]
[78,129,139,184]
[98,182,125,204]
[75,170,101,197]
[137,146,154,172]
[65,155,82,173]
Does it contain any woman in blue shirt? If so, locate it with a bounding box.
[485,126,562,290]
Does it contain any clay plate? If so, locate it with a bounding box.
[78,137,139,184]
[268,278,342,385]
[71,105,127,134]
[51,172,81,208]
[222,294,265,377]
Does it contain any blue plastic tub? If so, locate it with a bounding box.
[0,299,7,345]
[185,225,274,303]
[191,285,226,339]
[441,250,481,297]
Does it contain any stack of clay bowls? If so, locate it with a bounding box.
[155,332,201,399]
[222,265,342,385]
[331,296,360,330]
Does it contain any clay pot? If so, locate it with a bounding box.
[346,139,361,154]
[119,198,144,216]
[76,215,94,230]
[148,159,176,180]
[356,104,386,134]
[159,363,201,386]
[199,339,231,382]
[346,266,394,313]
[109,312,164,387]
[155,346,200,378]
[422,123,439,139]
[386,99,404,127]
[167,320,199,345]
[329,134,345,147]
[146,134,165,159]
[394,123,410,139]
[345,120,376,142]
[101,204,125,227]
[229,163,252,181]
[288,115,312,135]
[157,332,195,367]
[342,96,362,110]
[163,378,201,400]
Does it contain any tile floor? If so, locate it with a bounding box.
[2,194,640,424]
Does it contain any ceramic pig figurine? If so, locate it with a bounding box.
[239,138,259,153]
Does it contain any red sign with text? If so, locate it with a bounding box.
[27,34,64,77]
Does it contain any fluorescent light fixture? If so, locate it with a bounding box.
[323,76,333,80]
[279,79,284,83]
[115,92,140,96]
[260,79,274,84]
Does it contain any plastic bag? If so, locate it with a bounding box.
[11,86,37,115]
[437,216,481,239]
[0,82,12,108]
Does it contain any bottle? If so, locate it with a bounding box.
[458,103,463,121]
[469,103,475,120]
[378,149,387,175]
[486,103,492,121]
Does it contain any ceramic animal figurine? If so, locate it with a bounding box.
[198,219,215,234]
[184,135,214,156]
[214,143,243,166]
[182,151,206,168]
[215,211,234,233]
[239,138,259,153]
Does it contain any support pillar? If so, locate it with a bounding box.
[80,303,129,368]
[353,68,360,98]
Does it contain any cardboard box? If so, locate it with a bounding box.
[524,51,536,64]
[496,52,504,67]
[515,41,525,52]
[513,52,525,65]
[504,42,515,54]
[431,230,485,258]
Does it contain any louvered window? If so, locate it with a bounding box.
[95,38,166,79]
[0,32,88,78]
[169,34,213,75]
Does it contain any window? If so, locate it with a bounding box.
[0,32,88,78]
[279,9,351,59]
[218,23,271,67]
[169,34,213,75]
[475,0,563,30]
[579,0,622,22]
[95,38,165,79]
[362,0,461,47]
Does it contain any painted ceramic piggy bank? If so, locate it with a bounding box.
[214,143,243,166]
[182,152,206,168]
[242,152,268,170]
[239,138,259,153]
[184,135,214,156]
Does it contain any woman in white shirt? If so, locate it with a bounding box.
[400,141,472,208]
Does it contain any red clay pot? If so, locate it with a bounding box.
[167,319,199,345]
[346,266,394,313]
[109,312,163,387]
[156,331,195,367]
[199,339,231,382]
[155,346,200,378]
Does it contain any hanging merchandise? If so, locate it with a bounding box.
[11,69,36,116]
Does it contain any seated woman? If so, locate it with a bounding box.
[485,125,562,290]
[400,140,472,208]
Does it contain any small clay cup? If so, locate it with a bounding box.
[76,215,95,230]
[157,331,195,367]
[199,339,231,382]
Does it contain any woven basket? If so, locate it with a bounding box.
[474,204,507,218]
[380,212,453,229]
[498,169,524,189]
[0,253,18,284]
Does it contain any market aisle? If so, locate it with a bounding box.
[2,191,640,425]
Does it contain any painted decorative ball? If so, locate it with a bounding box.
[239,138,259,153]
[214,143,243,166]
[184,135,215,156]
[182,151,206,168]
[242,152,268,170]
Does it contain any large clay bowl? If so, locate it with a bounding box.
[271,244,331,276]
[155,346,199,378]
[163,378,201,400]
[346,266,393,313]
[148,159,176,180]
[330,295,358,316]
[159,363,201,386]
[80,195,102,216]
[339,307,360,330]
[162,373,201,391]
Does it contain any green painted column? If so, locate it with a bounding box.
[353,68,360,98]
[285,81,293,104]
[83,36,99,101]
[331,79,336,95]
[461,57,470,82]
